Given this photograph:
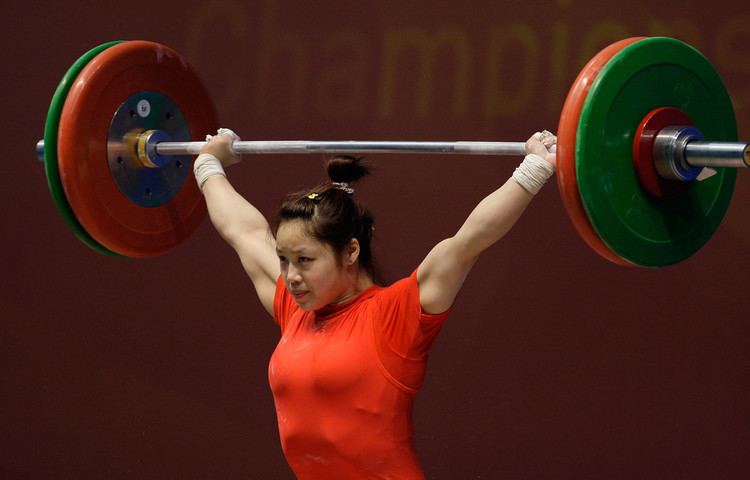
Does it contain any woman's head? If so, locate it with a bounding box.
[274,157,378,306]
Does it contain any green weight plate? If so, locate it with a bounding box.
[43,41,123,257]
[576,37,737,267]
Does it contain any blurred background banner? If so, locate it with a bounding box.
[3,0,749,478]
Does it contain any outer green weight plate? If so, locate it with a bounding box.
[576,37,737,267]
[43,41,123,257]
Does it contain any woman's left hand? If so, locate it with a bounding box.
[525,130,556,168]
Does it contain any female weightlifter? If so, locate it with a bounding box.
[193,129,556,479]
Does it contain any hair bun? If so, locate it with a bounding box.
[325,156,371,184]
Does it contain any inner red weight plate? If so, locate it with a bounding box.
[556,37,645,267]
[633,107,694,199]
[58,41,218,257]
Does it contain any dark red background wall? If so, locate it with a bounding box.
[3,0,749,478]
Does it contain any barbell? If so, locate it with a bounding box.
[37,37,749,267]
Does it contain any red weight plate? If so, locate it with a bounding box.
[632,107,694,198]
[58,41,217,257]
[556,37,646,267]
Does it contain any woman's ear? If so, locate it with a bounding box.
[346,238,361,265]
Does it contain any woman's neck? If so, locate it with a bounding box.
[336,270,374,305]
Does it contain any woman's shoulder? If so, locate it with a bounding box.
[370,269,420,305]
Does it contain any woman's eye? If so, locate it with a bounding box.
[299,257,312,263]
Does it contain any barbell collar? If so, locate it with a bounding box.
[654,126,706,182]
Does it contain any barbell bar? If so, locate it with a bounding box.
[36,137,748,166]
[37,139,538,160]
[38,37,746,266]
[684,142,750,169]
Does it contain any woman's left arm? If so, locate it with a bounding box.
[417,133,556,314]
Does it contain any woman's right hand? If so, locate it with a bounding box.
[201,129,241,167]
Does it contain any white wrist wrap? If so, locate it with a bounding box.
[193,153,226,189]
[512,153,556,195]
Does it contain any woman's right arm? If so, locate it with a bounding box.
[198,133,280,316]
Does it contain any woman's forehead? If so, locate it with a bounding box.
[277,219,310,238]
[276,220,324,252]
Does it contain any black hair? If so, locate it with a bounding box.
[275,156,379,281]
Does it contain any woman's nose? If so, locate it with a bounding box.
[287,265,302,285]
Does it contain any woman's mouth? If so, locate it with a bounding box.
[291,290,309,300]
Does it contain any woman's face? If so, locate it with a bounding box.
[275,219,353,311]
